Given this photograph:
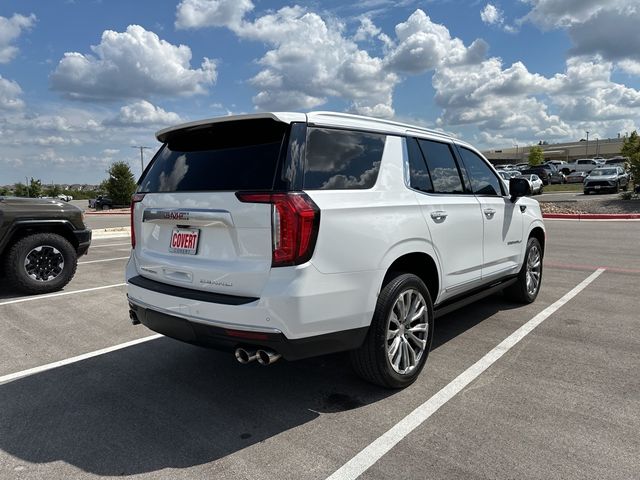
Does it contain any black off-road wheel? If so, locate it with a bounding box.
[350,273,434,389]
[504,237,543,304]
[3,233,78,294]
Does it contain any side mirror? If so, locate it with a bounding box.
[509,177,531,201]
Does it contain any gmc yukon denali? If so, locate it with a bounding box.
[126,112,545,388]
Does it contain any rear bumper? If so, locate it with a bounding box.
[128,297,368,361]
[73,228,92,256]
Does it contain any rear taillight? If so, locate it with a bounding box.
[130,193,145,249]
[236,192,320,267]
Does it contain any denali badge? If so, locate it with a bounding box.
[200,279,233,287]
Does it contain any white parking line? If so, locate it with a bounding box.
[0,334,162,385]
[78,256,129,264]
[326,268,606,480]
[89,242,130,248]
[0,283,126,307]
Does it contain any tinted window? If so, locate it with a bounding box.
[406,137,433,193]
[139,119,286,192]
[458,147,503,196]
[417,139,464,194]
[304,128,385,190]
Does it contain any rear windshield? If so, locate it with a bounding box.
[139,119,287,192]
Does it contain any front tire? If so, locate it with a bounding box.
[350,273,434,388]
[504,237,543,304]
[3,233,78,294]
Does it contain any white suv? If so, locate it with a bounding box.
[126,112,545,388]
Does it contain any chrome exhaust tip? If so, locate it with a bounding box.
[256,349,281,365]
[235,348,257,364]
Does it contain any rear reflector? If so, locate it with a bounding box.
[224,329,270,341]
[236,192,320,267]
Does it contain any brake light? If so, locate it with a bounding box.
[130,193,145,249]
[236,192,320,267]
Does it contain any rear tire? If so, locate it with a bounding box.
[3,233,78,294]
[350,273,434,388]
[504,237,543,304]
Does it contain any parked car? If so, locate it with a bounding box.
[57,194,73,202]
[567,158,599,174]
[545,160,570,174]
[520,164,564,185]
[89,196,114,210]
[583,167,629,194]
[126,112,545,388]
[0,196,91,293]
[603,157,630,170]
[522,174,543,195]
[565,171,588,184]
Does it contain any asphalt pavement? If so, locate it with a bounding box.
[0,220,638,479]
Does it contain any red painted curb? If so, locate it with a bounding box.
[543,213,640,219]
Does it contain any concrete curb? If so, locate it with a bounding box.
[543,213,640,220]
[92,227,131,239]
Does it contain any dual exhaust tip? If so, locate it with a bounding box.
[235,347,281,365]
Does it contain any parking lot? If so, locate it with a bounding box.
[1,220,639,479]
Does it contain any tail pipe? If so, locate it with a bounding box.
[235,347,257,364]
[129,310,140,325]
[256,349,281,366]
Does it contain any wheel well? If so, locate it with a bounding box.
[3,224,78,255]
[383,252,439,302]
[529,227,545,255]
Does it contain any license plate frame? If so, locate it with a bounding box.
[169,228,200,255]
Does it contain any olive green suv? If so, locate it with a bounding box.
[0,196,91,294]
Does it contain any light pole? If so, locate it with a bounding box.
[513,143,519,161]
[132,146,151,173]
[585,131,589,156]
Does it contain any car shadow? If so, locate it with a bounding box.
[432,292,523,350]
[0,338,390,476]
[0,292,523,476]
[0,279,30,301]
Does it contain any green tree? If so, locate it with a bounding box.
[104,161,137,205]
[14,183,28,197]
[27,178,42,198]
[0,186,8,196]
[45,184,62,198]
[528,146,544,166]
[621,131,640,190]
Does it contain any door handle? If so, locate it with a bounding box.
[483,208,496,219]
[430,210,448,221]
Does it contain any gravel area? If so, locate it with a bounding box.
[540,195,640,214]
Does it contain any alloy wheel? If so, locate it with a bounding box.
[386,289,429,375]
[525,245,541,296]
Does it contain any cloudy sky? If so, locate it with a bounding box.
[1,0,639,184]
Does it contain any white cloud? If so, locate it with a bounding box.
[175,0,254,30]
[567,7,640,63]
[238,6,398,116]
[0,13,36,63]
[519,0,628,29]
[105,100,182,126]
[480,4,503,25]
[50,25,217,101]
[619,60,640,76]
[0,75,24,110]
[384,10,487,74]
[353,17,381,42]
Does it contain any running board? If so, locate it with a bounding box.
[434,276,518,319]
